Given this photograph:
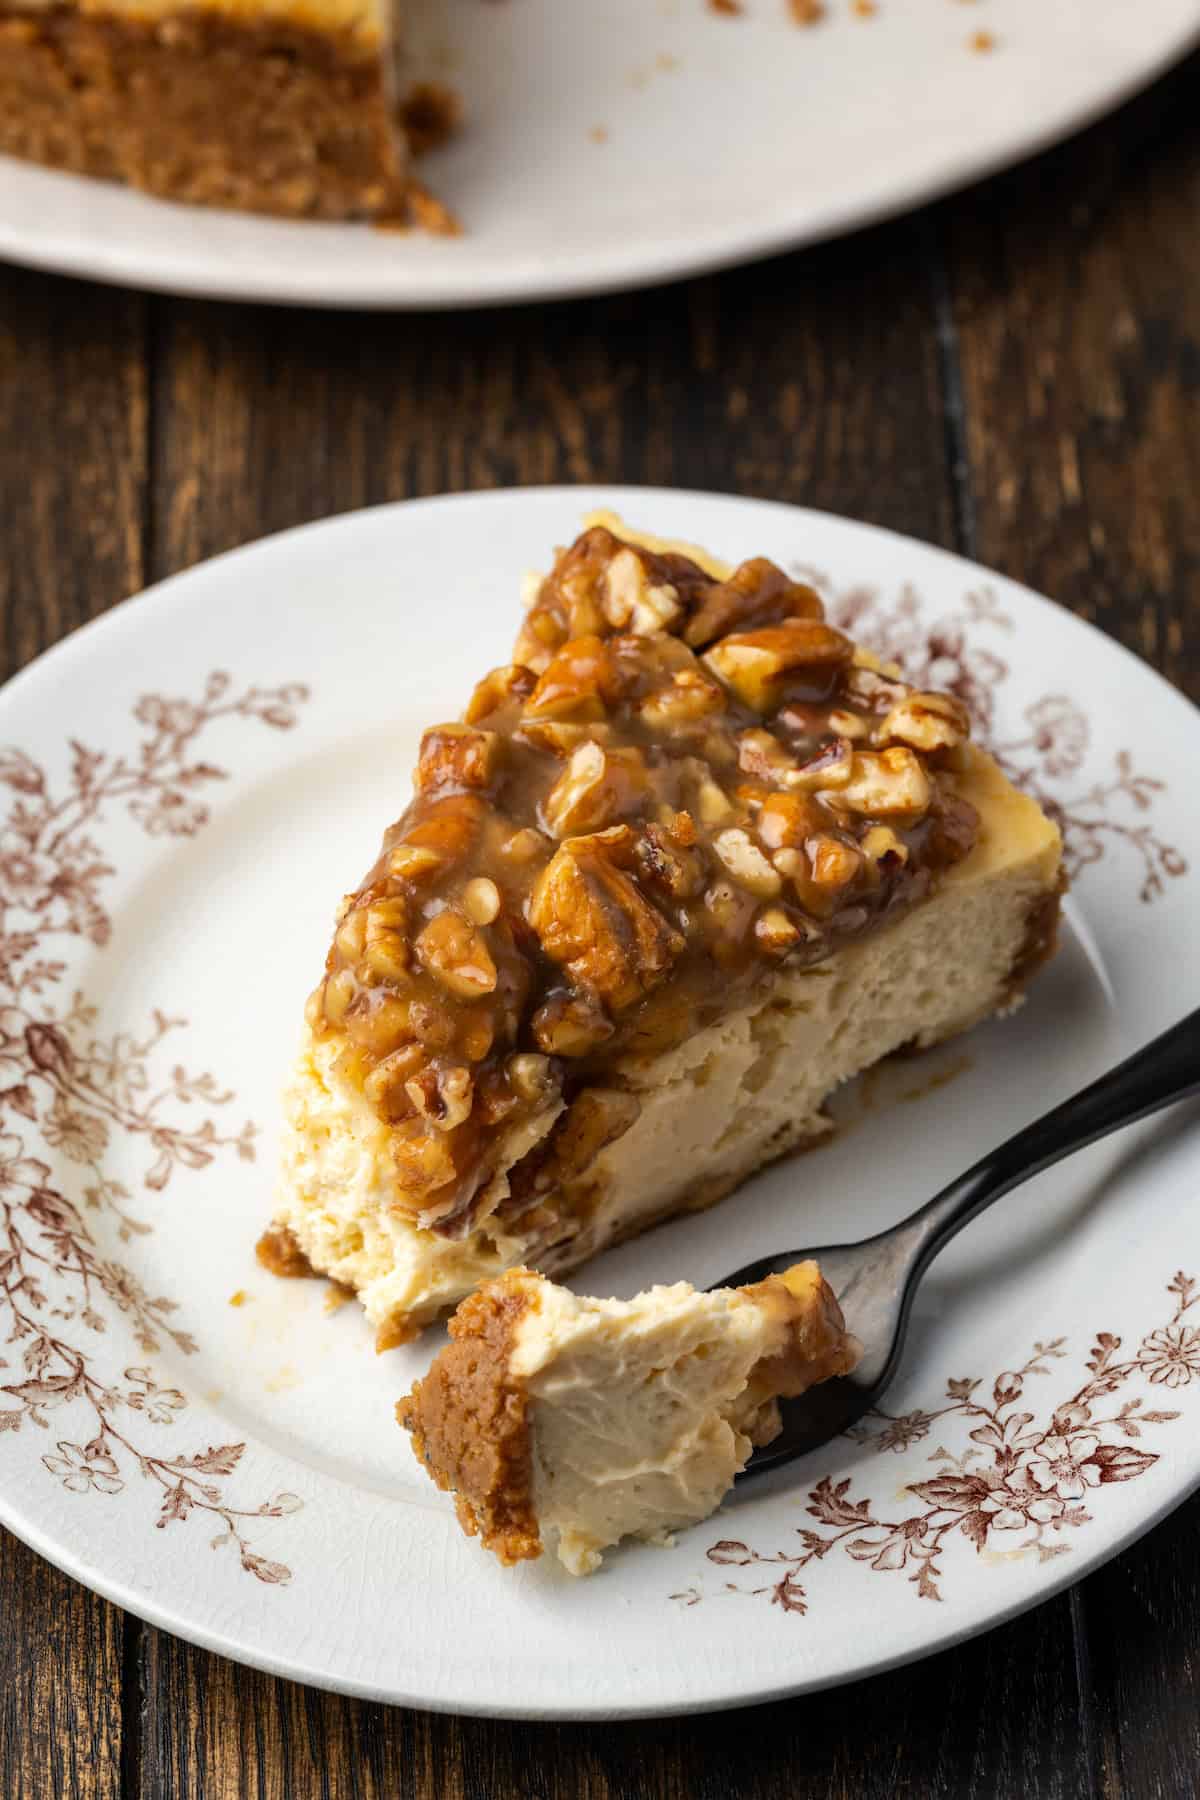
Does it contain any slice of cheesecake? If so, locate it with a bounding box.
[397,1260,858,1573]
[266,518,1064,1346]
[0,0,454,221]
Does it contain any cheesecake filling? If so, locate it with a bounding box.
[398,1261,859,1574]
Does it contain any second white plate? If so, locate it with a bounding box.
[0,0,1196,307]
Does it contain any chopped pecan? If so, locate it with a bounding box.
[542,742,649,839]
[873,691,970,755]
[756,790,824,850]
[523,637,616,723]
[531,991,615,1057]
[713,828,783,898]
[530,826,683,1013]
[683,558,825,649]
[601,547,683,635]
[464,664,536,726]
[415,724,500,795]
[534,1087,642,1187]
[635,820,707,900]
[405,1059,474,1132]
[833,748,932,820]
[703,622,853,712]
[363,1043,427,1120]
[416,908,499,1000]
[387,794,485,883]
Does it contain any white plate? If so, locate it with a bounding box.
[0,487,1198,1718]
[1,1,1197,308]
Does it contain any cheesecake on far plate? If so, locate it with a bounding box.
[0,0,456,223]
[263,516,1065,1347]
[397,1260,858,1574]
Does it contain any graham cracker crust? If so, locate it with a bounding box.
[0,5,407,218]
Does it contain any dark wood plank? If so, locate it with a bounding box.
[0,266,148,678]
[943,47,1200,1800]
[0,264,148,1799]
[0,1530,125,1800]
[146,213,953,583]
[944,50,1200,702]
[140,1597,1088,1800]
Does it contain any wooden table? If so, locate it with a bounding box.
[2,51,1198,1798]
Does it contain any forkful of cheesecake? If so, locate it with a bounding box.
[398,1006,1199,1574]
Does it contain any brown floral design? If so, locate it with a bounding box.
[0,674,309,1584]
[811,575,1188,903]
[673,1273,1197,1615]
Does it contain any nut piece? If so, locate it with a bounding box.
[756,791,822,850]
[461,877,501,925]
[874,691,969,755]
[542,742,648,839]
[405,1060,474,1132]
[415,908,498,999]
[361,896,411,982]
[713,828,783,898]
[530,826,683,1013]
[860,825,910,866]
[415,724,499,795]
[363,1042,427,1120]
[388,794,485,883]
[523,637,614,723]
[788,736,855,791]
[390,1119,458,1206]
[464,664,535,726]
[531,992,614,1057]
[635,821,707,900]
[834,748,932,820]
[640,667,726,732]
[501,826,551,865]
[683,558,826,650]
[808,835,864,894]
[737,728,799,785]
[755,907,802,955]
[601,547,683,636]
[507,1052,557,1103]
[703,622,853,712]
[516,719,596,758]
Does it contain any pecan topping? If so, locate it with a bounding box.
[307,525,981,1241]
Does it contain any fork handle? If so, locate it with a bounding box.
[906,1004,1200,1279]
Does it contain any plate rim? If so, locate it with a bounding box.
[0,19,1195,309]
[1,483,1198,1719]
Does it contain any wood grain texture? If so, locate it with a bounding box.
[0,261,146,1800]
[139,1598,1089,1800]
[0,266,147,677]
[147,212,952,587]
[944,54,1200,702]
[0,1529,124,1800]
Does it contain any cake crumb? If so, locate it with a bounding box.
[399,81,462,157]
[374,181,463,238]
[589,124,610,144]
[789,0,826,23]
[324,1283,354,1315]
[656,51,679,71]
[265,1366,301,1394]
[851,0,877,15]
[709,0,743,13]
[969,29,996,51]
[229,1289,249,1308]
